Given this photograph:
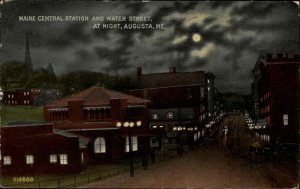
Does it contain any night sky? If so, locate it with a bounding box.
[1,1,299,94]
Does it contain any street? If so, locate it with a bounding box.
[80,115,280,188]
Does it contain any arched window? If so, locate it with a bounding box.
[94,137,106,153]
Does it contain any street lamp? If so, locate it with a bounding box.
[0,87,3,101]
[116,120,142,177]
[172,126,185,156]
[151,124,165,160]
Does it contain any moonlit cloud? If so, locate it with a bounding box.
[190,42,215,58]
[172,35,188,45]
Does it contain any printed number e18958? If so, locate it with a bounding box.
[13,177,34,183]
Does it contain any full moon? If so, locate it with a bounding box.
[192,33,201,43]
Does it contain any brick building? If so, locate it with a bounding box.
[1,86,154,176]
[2,88,61,106]
[251,53,300,145]
[0,124,85,176]
[128,67,223,148]
[44,86,153,164]
[2,89,32,105]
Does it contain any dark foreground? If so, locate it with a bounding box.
[79,144,278,188]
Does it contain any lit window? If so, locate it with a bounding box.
[167,112,174,119]
[81,153,84,163]
[125,136,138,152]
[194,133,197,141]
[49,154,57,163]
[24,92,26,96]
[8,94,10,98]
[24,100,26,104]
[94,137,106,153]
[59,154,68,165]
[3,156,11,165]
[11,95,14,98]
[26,155,34,164]
[207,80,210,84]
[200,87,204,98]
[283,114,288,126]
[27,92,29,95]
[208,87,210,91]
[152,113,158,120]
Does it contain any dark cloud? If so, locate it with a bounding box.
[209,1,236,9]
[47,23,91,49]
[1,1,299,95]
[230,1,280,18]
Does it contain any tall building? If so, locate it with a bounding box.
[129,67,223,148]
[1,34,59,104]
[251,53,300,145]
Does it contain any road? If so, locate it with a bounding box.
[80,118,278,188]
[216,114,253,156]
[216,114,299,188]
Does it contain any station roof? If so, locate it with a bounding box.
[45,86,150,108]
[54,129,90,148]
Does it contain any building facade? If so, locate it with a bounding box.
[44,86,153,164]
[2,88,61,106]
[0,124,84,176]
[2,90,32,105]
[129,67,223,148]
[1,86,154,176]
[251,53,300,145]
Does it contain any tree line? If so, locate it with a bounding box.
[0,61,137,97]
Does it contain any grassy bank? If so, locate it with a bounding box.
[0,105,44,125]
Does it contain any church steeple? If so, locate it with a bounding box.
[25,32,33,72]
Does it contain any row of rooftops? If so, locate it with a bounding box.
[44,86,150,108]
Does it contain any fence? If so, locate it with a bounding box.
[2,159,142,188]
